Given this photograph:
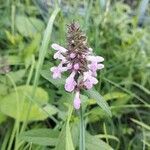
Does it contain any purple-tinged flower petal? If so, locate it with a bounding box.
[89,48,93,52]
[67,63,72,70]
[90,76,98,84]
[84,80,93,89]
[97,64,104,69]
[50,66,62,79]
[70,53,76,59]
[83,71,92,81]
[84,77,98,89]
[50,64,68,79]
[83,71,98,89]
[54,51,66,61]
[88,62,98,72]
[65,72,77,92]
[74,63,80,70]
[73,91,81,109]
[51,43,68,53]
[87,56,104,63]
[88,62,104,73]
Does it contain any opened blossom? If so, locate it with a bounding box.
[65,71,77,92]
[50,22,104,109]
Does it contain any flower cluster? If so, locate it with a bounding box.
[50,22,104,110]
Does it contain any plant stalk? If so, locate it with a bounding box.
[79,106,85,150]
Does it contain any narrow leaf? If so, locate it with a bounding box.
[131,118,150,130]
[85,89,111,116]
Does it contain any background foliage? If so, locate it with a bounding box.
[0,0,150,150]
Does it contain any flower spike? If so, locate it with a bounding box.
[50,22,104,109]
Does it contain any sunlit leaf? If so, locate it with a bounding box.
[0,113,7,124]
[16,15,45,37]
[0,85,58,121]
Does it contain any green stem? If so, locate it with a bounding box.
[79,106,85,150]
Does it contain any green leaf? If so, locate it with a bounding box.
[0,85,58,121]
[85,89,112,117]
[0,113,7,124]
[0,55,23,67]
[131,118,150,130]
[23,34,41,59]
[7,70,26,83]
[88,91,130,105]
[0,83,7,95]
[16,15,45,37]
[86,133,113,150]
[19,129,59,146]
[41,70,66,87]
[103,92,129,101]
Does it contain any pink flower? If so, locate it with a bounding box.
[50,66,62,79]
[52,44,68,61]
[88,62,104,73]
[65,72,77,92]
[73,91,81,109]
[74,63,80,70]
[87,56,104,63]
[83,71,98,89]
[54,51,66,61]
[67,63,72,70]
[50,64,68,79]
[51,43,68,53]
[70,53,76,59]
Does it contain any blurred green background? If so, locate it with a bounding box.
[0,0,150,150]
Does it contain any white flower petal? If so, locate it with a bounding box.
[51,43,68,53]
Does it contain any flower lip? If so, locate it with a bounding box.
[65,71,77,92]
[54,51,66,61]
[50,66,61,79]
[87,56,104,62]
[83,71,98,89]
[70,53,76,59]
[51,43,68,53]
[74,63,80,70]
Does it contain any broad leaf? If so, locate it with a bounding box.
[7,70,26,83]
[0,85,58,121]
[0,113,7,124]
[16,15,45,37]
